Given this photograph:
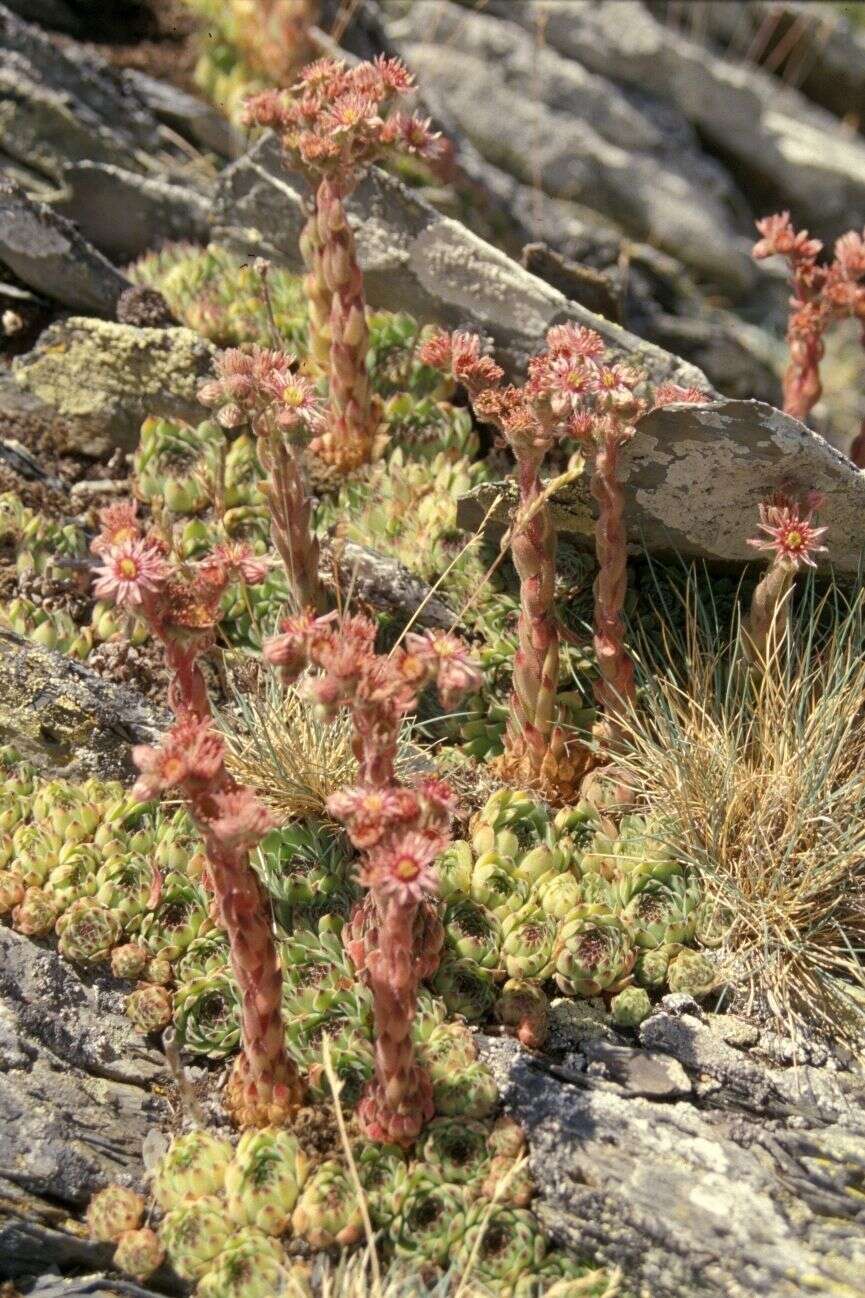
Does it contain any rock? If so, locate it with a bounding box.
[6,316,216,456]
[0,927,168,1283]
[24,1275,170,1298]
[55,162,211,264]
[458,398,865,576]
[213,132,710,389]
[547,996,616,1050]
[324,539,456,631]
[0,3,159,183]
[123,68,243,160]
[116,286,177,330]
[496,0,865,240]
[2,0,81,33]
[0,176,130,314]
[0,628,168,781]
[706,1014,761,1049]
[582,1039,692,1098]
[385,0,755,296]
[489,1038,865,1297]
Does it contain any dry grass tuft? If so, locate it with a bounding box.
[620,573,865,1047]
[219,664,421,824]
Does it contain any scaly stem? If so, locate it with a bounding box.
[299,204,332,381]
[591,431,636,742]
[744,561,793,671]
[783,331,823,423]
[358,894,434,1146]
[312,177,376,472]
[258,430,324,613]
[504,454,560,777]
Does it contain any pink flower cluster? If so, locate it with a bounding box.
[242,55,441,185]
[198,346,325,438]
[748,491,828,570]
[752,213,865,448]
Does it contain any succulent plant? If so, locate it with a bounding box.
[152,1130,234,1211]
[497,978,550,1050]
[533,870,583,921]
[195,1228,292,1298]
[174,930,230,984]
[553,914,635,998]
[159,1195,233,1282]
[481,1155,536,1209]
[610,985,652,1027]
[432,1060,499,1120]
[109,941,149,980]
[443,896,502,969]
[419,1117,492,1188]
[95,855,157,930]
[12,885,61,936]
[305,1028,375,1108]
[125,984,173,1035]
[47,846,100,908]
[0,872,25,915]
[430,953,497,1024]
[418,1020,478,1075]
[456,1203,546,1286]
[666,947,717,1000]
[114,1227,165,1280]
[56,898,121,963]
[13,824,62,885]
[435,839,474,900]
[634,943,678,989]
[470,859,531,919]
[145,956,175,986]
[174,972,241,1058]
[389,1174,469,1265]
[500,905,558,980]
[225,1127,310,1235]
[139,878,212,960]
[620,875,701,949]
[85,1185,145,1242]
[352,1142,409,1228]
[291,1160,363,1250]
[134,416,225,514]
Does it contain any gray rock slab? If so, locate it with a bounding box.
[0,175,129,313]
[213,133,710,389]
[123,68,243,160]
[0,628,169,781]
[6,316,216,456]
[385,0,755,296]
[582,1039,693,1098]
[480,1035,865,1297]
[56,162,211,264]
[458,398,865,575]
[496,0,865,238]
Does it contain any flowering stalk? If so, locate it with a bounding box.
[752,213,865,459]
[744,491,828,670]
[91,507,302,1127]
[199,345,326,613]
[243,57,442,473]
[264,613,481,1144]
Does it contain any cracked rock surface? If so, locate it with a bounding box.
[0,926,168,1286]
[479,1006,865,1298]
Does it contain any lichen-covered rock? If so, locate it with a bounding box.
[0,628,167,780]
[7,317,216,455]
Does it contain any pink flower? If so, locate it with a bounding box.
[204,542,269,586]
[748,497,828,568]
[132,715,224,800]
[545,322,605,361]
[90,500,140,556]
[263,610,336,682]
[93,538,168,607]
[271,373,325,433]
[361,830,441,904]
[327,784,418,848]
[405,630,483,710]
[205,788,274,852]
[753,212,822,263]
[651,383,711,409]
[415,777,458,828]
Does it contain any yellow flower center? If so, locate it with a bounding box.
[117,557,139,579]
[283,384,306,407]
[160,756,185,783]
[786,529,803,550]
[394,855,420,881]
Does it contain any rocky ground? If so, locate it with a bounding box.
[1,2,865,1296]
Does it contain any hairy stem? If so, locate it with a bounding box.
[299,204,331,381]
[745,561,794,670]
[259,432,324,613]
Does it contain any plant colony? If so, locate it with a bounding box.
[1,44,860,1298]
